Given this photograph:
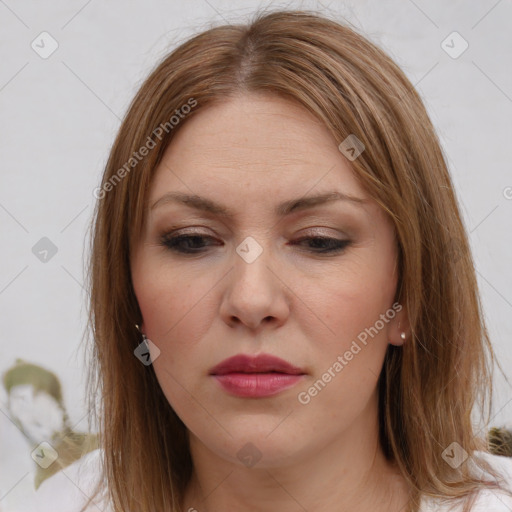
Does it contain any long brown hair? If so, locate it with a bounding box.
[81,8,510,512]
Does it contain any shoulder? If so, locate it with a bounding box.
[420,452,512,512]
[34,448,112,512]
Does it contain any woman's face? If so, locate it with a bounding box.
[131,93,406,468]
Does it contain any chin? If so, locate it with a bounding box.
[200,424,307,469]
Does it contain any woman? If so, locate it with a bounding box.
[82,9,512,512]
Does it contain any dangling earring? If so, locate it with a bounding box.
[135,324,145,341]
[134,324,160,365]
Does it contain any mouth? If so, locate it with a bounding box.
[209,353,306,398]
[209,353,305,375]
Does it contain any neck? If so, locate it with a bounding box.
[182,392,411,512]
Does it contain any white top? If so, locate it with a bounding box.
[419,450,512,511]
[18,449,512,512]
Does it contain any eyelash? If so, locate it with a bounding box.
[159,233,351,256]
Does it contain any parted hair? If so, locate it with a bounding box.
[82,9,510,512]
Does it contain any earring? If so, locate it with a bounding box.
[135,324,146,341]
[400,332,406,340]
[134,324,159,365]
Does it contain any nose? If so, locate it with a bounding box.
[219,241,290,332]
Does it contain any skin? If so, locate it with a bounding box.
[130,93,411,512]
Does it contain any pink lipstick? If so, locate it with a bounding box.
[209,354,306,398]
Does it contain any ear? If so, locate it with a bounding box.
[387,303,410,347]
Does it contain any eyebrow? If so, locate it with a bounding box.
[150,190,367,217]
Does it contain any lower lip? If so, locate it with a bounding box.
[212,372,305,398]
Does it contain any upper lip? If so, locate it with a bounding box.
[209,354,306,375]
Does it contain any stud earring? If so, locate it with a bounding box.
[400,332,406,340]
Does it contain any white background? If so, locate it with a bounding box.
[1,0,511,509]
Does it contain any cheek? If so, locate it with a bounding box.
[134,261,216,346]
[292,274,395,430]
[134,272,217,426]
[313,258,397,352]
[132,264,221,406]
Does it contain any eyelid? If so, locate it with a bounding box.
[297,226,346,236]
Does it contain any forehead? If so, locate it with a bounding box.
[148,93,368,209]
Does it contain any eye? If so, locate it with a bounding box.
[160,233,218,254]
[160,232,351,256]
[290,236,351,254]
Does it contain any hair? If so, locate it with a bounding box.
[81,8,511,512]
